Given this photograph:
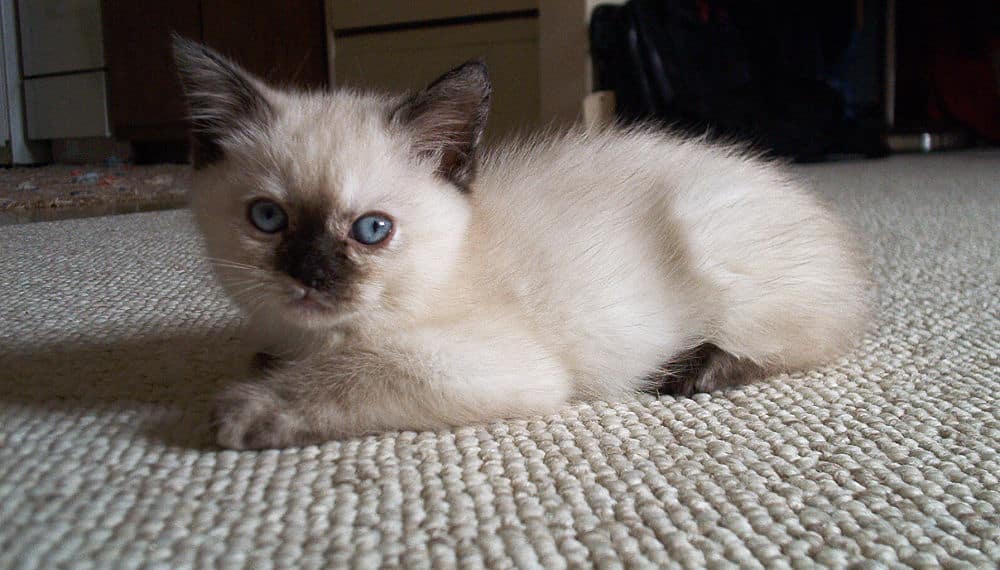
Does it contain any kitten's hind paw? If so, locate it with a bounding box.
[650,343,768,397]
[251,351,284,371]
[211,383,320,450]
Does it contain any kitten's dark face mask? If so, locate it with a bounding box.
[259,202,389,314]
[275,209,385,295]
[202,195,408,328]
[173,37,486,329]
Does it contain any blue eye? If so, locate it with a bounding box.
[248,200,287,233]
[351,213,393,245]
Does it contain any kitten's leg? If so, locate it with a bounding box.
[213,334,572,449]
[651,343,768,397]
[212,380,321,449]
[244,318,331,367]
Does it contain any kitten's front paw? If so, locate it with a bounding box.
[211,383,320,450]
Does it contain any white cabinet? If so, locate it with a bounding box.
[18,0,109,141]
[19,0,104,76]
[0,0,49,163]
[24,71,110,139]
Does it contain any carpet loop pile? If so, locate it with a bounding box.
[1,152,997,568]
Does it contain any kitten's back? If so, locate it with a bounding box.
[470,126,869,394]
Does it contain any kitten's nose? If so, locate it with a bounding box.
[276,225,350,294]
[295,265,328,290]
[284,246,343,292]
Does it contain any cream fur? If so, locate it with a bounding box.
[180,48,869,449]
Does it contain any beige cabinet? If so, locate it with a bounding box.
[330,0,537,28]
[335,19,539,142]
[329,1,622,138]
[330,1,540,141]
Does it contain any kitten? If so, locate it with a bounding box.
[173,38,869,450]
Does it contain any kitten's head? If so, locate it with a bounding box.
[173,37,490,330]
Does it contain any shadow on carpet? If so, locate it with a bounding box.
[0,329,250,449]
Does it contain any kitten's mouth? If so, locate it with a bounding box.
[288,287,336,313]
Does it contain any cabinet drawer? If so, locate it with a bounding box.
[330,0,537,30]
[335,18,538,140]
[25,72,110,139]
[19,0,104,77]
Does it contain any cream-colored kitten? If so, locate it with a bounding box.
[174,38,869,450]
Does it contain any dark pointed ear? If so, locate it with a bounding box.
[392,60,492,191]
[171,35,275,169]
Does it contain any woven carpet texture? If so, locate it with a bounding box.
[1,152,998,568]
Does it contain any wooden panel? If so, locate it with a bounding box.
[20,0,104,77]
[104,0,327,141]
[330,0,537,30]
[202,0,328,89]
[102,0,201,138]
[335,18,539,141]
[25,72,110,139]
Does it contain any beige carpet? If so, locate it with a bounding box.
[1,151,997,568]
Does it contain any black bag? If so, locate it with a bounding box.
[590,0,886,162]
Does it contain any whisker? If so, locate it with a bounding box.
[206,257,266,271]
[225,277,268,288]
[230,284,265,299]
[213,264,264,273]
